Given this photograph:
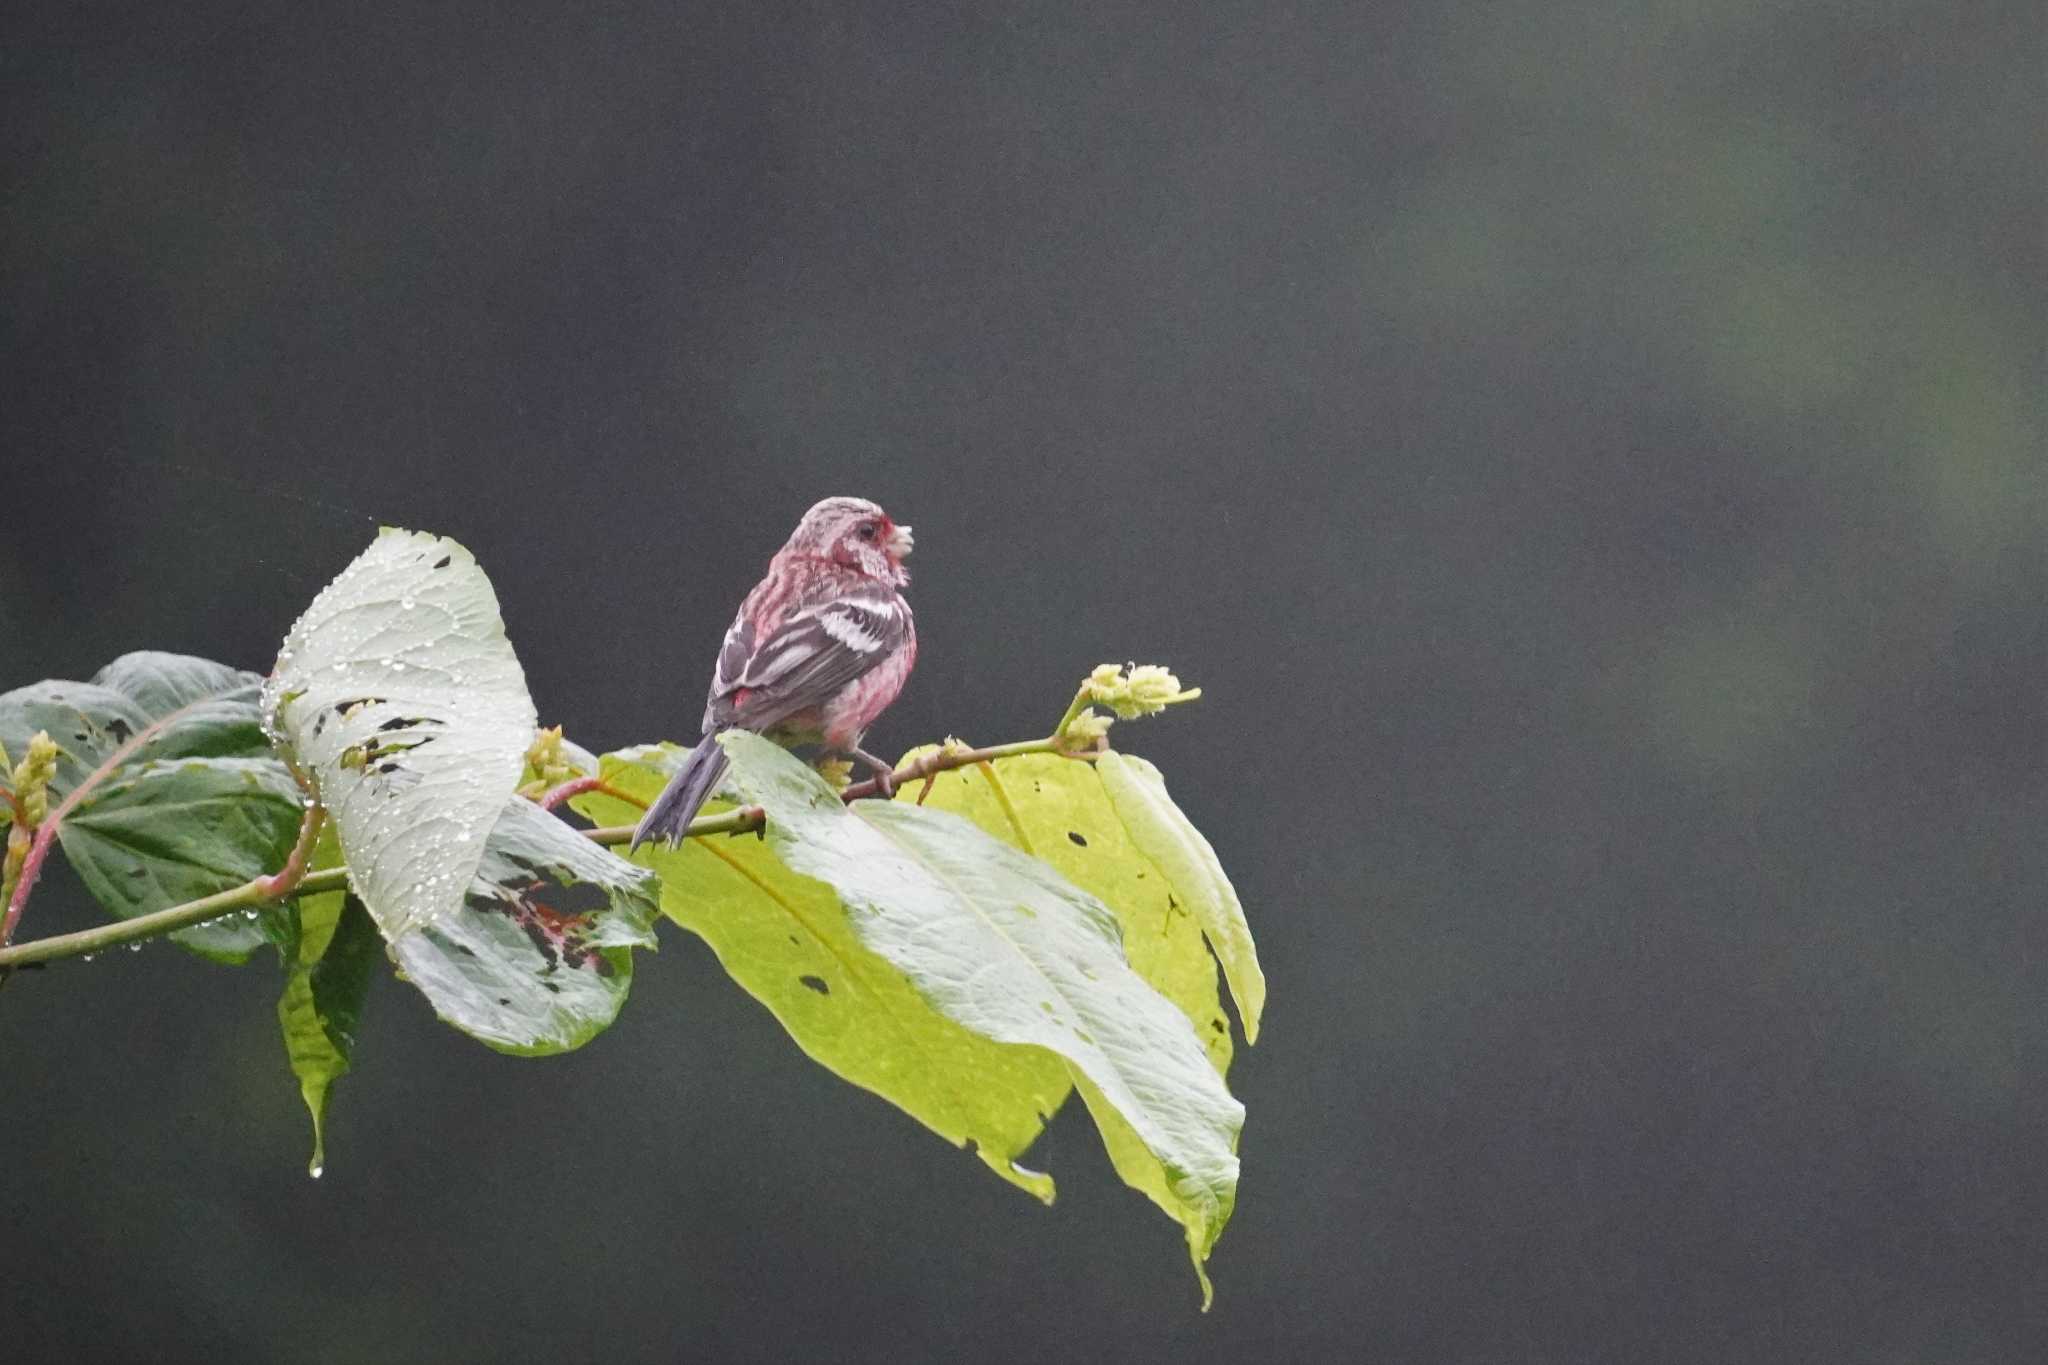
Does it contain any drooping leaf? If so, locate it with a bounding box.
[261,529,538,940]
[389,795,659,1054]
[719,734,1244,1295]
[892,749,1233,1074]
[0,650,296,960]
[1097,752,1265,1045]
[575,747,1069,1201]
[889,749,1244,1304]
[60,756,305,962]
[278,871,380,1178]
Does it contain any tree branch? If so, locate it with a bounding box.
[0,732,1101,971]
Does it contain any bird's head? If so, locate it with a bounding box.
[787,496,913,585]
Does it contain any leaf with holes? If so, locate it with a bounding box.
[389,795,659,1054]
[892,749,1234,1073]
[0,651,296,960]
[1096,752,1264,1046]
[573,746,1071,1202]
[719,734,1244,1302]
[262,529,538,940]
[888,748,1244,1301]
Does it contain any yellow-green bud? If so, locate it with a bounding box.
[1062,707,1114,747]
[13,731,61,825]
[1121,664,1200,717]
[518,725,579,799]
[813,756,854,791]
[1085,662,1202,720]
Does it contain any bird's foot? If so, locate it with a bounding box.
[850,746,898,798]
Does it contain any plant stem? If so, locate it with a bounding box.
[0,733,1099,971]
[539,775,646,813]
[840,734,1098,802]
[1049,684,1095,746]
[0,867,352,969]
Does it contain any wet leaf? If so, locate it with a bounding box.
[59,756,305,962]
[890,749,1244,1302]
[892,750,1234,1073]
[262,529,538,939]
[0,651,293,960]
[575,747,1069,1201]
[389,795,659,1054]
[720,734,1243,1298]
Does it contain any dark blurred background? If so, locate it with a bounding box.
[2,2,2042,1361]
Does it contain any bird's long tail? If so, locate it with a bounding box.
[631,732,731,852]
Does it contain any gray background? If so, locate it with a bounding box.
[2,2,2042,1361]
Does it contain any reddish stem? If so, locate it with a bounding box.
[254,804,327,900]
[539,776,647,813]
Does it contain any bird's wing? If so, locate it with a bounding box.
[704,591,912,734]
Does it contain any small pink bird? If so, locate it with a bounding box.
[633,496,918,849]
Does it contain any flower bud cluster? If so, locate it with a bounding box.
[9,731,59,826]
[1084,663,1202,721]
[518,725,579,799]
[3,730,60,899]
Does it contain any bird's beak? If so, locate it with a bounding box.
[888,523,914,558]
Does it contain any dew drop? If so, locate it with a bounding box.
[308,1161,325,1180]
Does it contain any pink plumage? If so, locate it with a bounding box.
[633,497,918,849]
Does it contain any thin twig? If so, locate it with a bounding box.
[254,804,326,900]
[539,776,646,813]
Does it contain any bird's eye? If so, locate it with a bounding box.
[857,523,877,541]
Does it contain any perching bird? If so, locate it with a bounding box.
[631,496,918,850]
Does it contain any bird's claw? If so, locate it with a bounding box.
[850,746,899,799]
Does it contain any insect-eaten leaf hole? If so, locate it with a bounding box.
[799,974,830,996]
[1067,831,1087,847]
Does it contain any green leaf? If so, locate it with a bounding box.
[278,884,380,1177]
[575,748,1070,1201]
[0,651,275,791]
[891,750,1234,1074]
[59,756,305,962]
[719,734,1244,1296]
[388,795,659,1054]
[1098,752,1265,1045]
[261,529,539,940]
[889,750,1244,1305]
[0,651,295,960]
